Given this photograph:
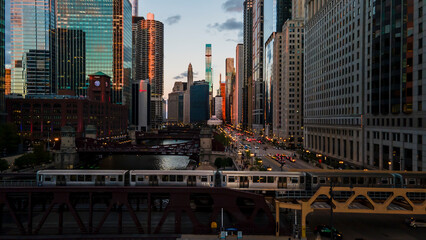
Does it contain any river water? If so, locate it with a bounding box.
[97,139,192,170]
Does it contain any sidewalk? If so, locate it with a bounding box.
[178,235,294,240]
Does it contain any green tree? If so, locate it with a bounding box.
[0,123,20,154]
[0,159,9,172]
[214,157,223,169]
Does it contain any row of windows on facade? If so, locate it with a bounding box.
[368,131,423,145]
[304,118,362,126]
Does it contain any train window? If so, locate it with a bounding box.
[45,177,51,182]
[110,177,117,182]
[381,178,388,184]
[85,175,92,181]
[223,176,226,182]
[162,175,169,182]
[351,177,356,184]
[201,176,208,182]
[253,176,260,183]
[131,175,136,182]
[137,177,144,181]
[228,176,235,182]
[300,177,305,184]
[319,178,326,184]
[78,175,84,181]
[177,175,183,182]
[313,177,318,184]
[408,179,416,185]
[343,177,349,184]
[259,177,266,183]
[70,175,77,181]
[357,178,364,184]
[170,175,176,181]
[291,177,299,183]
[119,175,123,182]
[210,176,213,182]
[267,177,275,183]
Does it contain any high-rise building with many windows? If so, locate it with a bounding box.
[205,44,213,92]
[243,0,254,130]
[11,0,55,95]
[133,13,164,127]
[304,0,365,166]
[225,58,234,123]
[55,0,132,104]
[364,0,426,171]
[234,44,244,127]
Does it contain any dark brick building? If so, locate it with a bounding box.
[6,72,128,140]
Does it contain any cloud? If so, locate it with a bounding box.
[165,15,181,25]
[222,0,243,12]
[208,18,242,32]
[174,71,198,80]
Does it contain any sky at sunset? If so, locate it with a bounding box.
[4,0,244,99]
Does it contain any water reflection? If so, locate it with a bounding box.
[99,154,190,170]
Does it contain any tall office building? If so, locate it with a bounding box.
[11,0,55,95]
[243,0,254,130]
[133,13,164,127]
[220,77,226,122]
[225,58,235,123]
[131,0,138,16]
[205,44,213,92]
[264,0,292,136]
[190,81,210,123]
[273,19,304,148]
[234,44,244,127]
[183,63,193,124]
[0,0,4,122]
[5,67,10,95]
[291,0,305,19]
[55,28,86,96]
[55,0,132,104]
[168,81,185,123]
[364,0,426,171]
[131,80,150,131]
[304,0,365,166]
[252,0,265,132]
[215,95,223,120]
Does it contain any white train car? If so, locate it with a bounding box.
[221,171,306,190]
[37,170,128,187]
[129,170,217,187]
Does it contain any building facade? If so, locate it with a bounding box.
[190,81,210,123]
[133,13,164,127]
[0,0,4,122]
[243,0,254,130]
[168,91,184,123]
[183,63,193,124]
[131,80,150,131]
[55,28,86,96]
[304,0,365,166]
[364,0,426,170]
[273,19,304,148]
[225,58,235,123]
[234,44,244,127]
[11,0,55,95]
[205,44,213,92]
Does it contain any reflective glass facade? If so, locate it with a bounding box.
[0,0,4,121]
[205,44,212,91]
[190,81,210,123]
[11,0,55,95]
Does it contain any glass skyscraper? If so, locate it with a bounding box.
[0,0,5,122]
[205,44,213,92]
[55,0,132,104]
[11,0,55,95]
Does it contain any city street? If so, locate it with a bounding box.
[306,211,426,240]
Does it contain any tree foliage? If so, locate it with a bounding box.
[214,157,234,169]
[0,159,9,172]
[14,144,51,169]
[0,123,20,154]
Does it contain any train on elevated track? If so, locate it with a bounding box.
[34,170,426,191]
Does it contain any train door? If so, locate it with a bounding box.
[56,175,66,186]
[96,175,105,186]
[149,175,159,186]
[187,176,196,186]
[214,171,222,187]
[305,174,312,190]
[393,174,403,188]
[277,177,287,189]
[239,176,249,188]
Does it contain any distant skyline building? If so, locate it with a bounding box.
[215,95,223,120]
[205,44,213,92]
[190,81,210,123]
[220,76,226,122]
[243,0,254,130]
[133,13,164,127]
[55,28,86,96]
[131,79,150,131]
[131,0,139,16]
[168,91,184,123]
[183,63,193,124]
[10,0,55,95]
[24,50,51,95]
[234,44,244,127]
[225,58,234,123]
[5,67,10,95]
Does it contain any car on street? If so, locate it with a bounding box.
[314,225,343,240]
[406,217,426,228]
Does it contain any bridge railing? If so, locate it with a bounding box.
[0,180,36,187]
